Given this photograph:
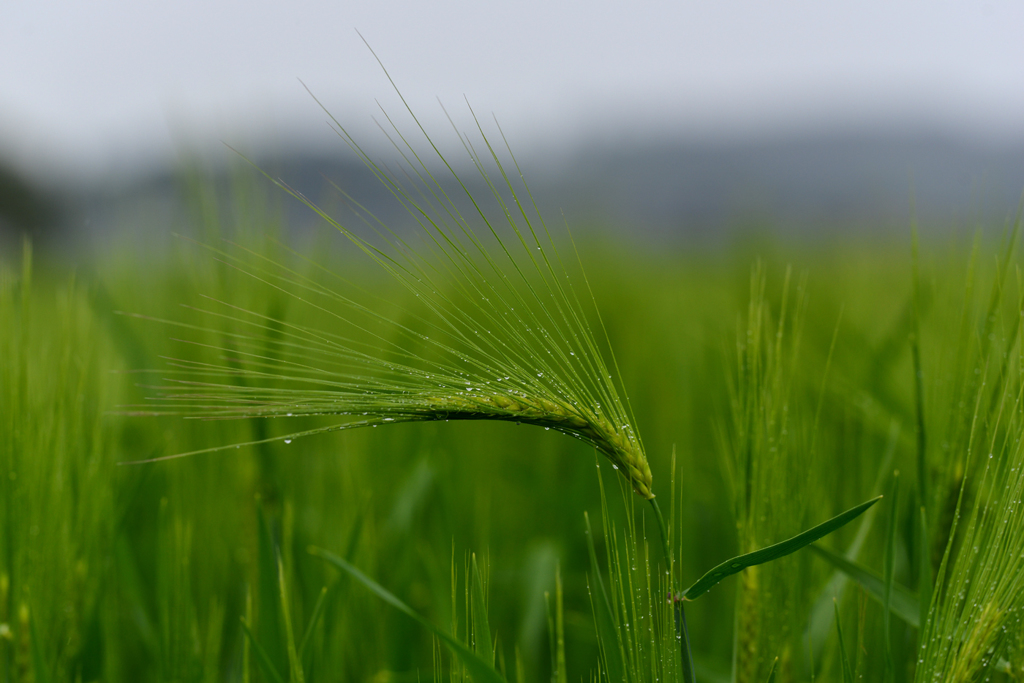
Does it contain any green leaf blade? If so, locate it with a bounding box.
[683,496,882,600]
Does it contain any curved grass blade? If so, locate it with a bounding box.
[682,496,882,600]
[807,544,919,628]
[311,546,506,683]
[764,656,779,683]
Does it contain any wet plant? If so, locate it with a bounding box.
[4,52,1024,683]
[122,57,893,682]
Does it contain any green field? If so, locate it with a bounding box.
[3,116,1024,683]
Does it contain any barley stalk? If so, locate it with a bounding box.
[421,392,652,498]
[128,66,655,500]
[132,369,653,498]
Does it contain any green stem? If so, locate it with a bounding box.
[674,599,697,683]
[651,498,696,683]
[650,497,672,575]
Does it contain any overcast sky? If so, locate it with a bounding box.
[3,0,1023,181]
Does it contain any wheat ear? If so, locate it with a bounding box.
[419,392,653,498]
[125,80,656,499]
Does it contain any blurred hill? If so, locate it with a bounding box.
[0,160,64,251]
[560,131,1024,237]
[4,128,1024,257]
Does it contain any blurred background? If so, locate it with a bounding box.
[3,0,1024,253]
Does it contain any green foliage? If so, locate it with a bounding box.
[682,496,880,601]
[3,90,1024,683]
